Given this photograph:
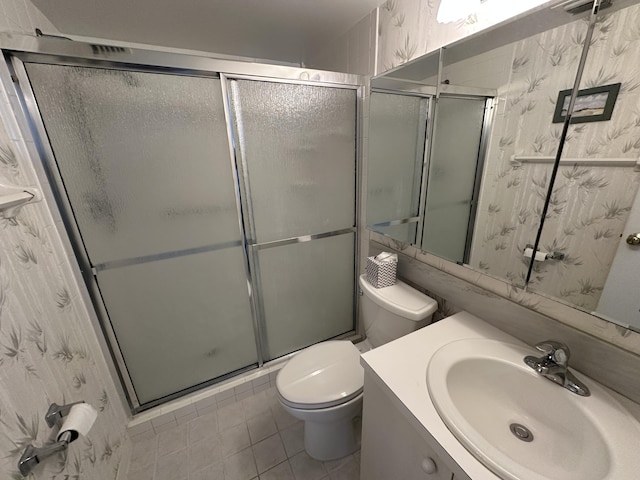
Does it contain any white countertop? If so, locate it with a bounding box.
[360,311,640,480]
[361,312,508,479]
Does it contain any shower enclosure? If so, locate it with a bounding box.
[5,37,361,411]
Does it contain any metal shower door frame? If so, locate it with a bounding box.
[1,34,363,411]
[222,73,362,363]
[421,90,496,265]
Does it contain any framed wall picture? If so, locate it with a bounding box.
[552,82,621,124]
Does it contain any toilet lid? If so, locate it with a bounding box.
[277,341,364,410]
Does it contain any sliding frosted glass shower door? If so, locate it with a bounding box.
[422,96,488,263]
[367,91,429,243]
[25,64,258,405]
[229,79,357,360]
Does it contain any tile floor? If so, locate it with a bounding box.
[126,386,360,480]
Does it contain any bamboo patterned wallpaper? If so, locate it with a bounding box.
[529,6,640,311]
[469,4,640,312]
[376,0,547,74]
[0,5,130,475]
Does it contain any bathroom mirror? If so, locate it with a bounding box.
[524,1,640,331]
[366,4,591,286]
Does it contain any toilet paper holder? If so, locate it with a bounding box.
[45,401,85,428]
[18,401,85,476]
[524,244,565,261]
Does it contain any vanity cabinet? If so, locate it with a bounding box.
[360,372,468,480]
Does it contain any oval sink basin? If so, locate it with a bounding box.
[427,338,640,480]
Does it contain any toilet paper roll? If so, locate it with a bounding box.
[57,403,98,442]
[523,247,548,262]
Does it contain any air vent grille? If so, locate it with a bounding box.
[90,44,129,55]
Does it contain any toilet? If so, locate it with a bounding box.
[276,274,438,460]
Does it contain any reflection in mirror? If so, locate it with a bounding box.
[367,52,439,244]
[422,93,493,264]
[367,11,593,288]
[597,189,640,329]
[366,91,429,244]
[525,2,640,331]
[455,19,592,285]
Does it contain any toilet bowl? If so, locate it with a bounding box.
[276,274,437,461]
[276,341,363,461]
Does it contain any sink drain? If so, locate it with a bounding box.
[509,423,534,442]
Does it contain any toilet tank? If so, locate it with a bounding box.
[359,274,438,348]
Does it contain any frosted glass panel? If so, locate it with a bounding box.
[422,96,486,263]
[423,203,472,263]
[367,92,428,244]
[372,223,418,244]
[26,64,258,406]
[26,64,240,264]
[258,234,355,360]
[230,80,356,242]
[97,248,257,404]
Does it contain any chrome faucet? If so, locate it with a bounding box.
[524,340,590,396]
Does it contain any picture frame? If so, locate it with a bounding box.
[552,82,621,124]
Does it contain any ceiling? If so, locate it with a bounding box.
[31,0,383,64]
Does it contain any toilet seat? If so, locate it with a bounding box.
[277,340,364,410]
